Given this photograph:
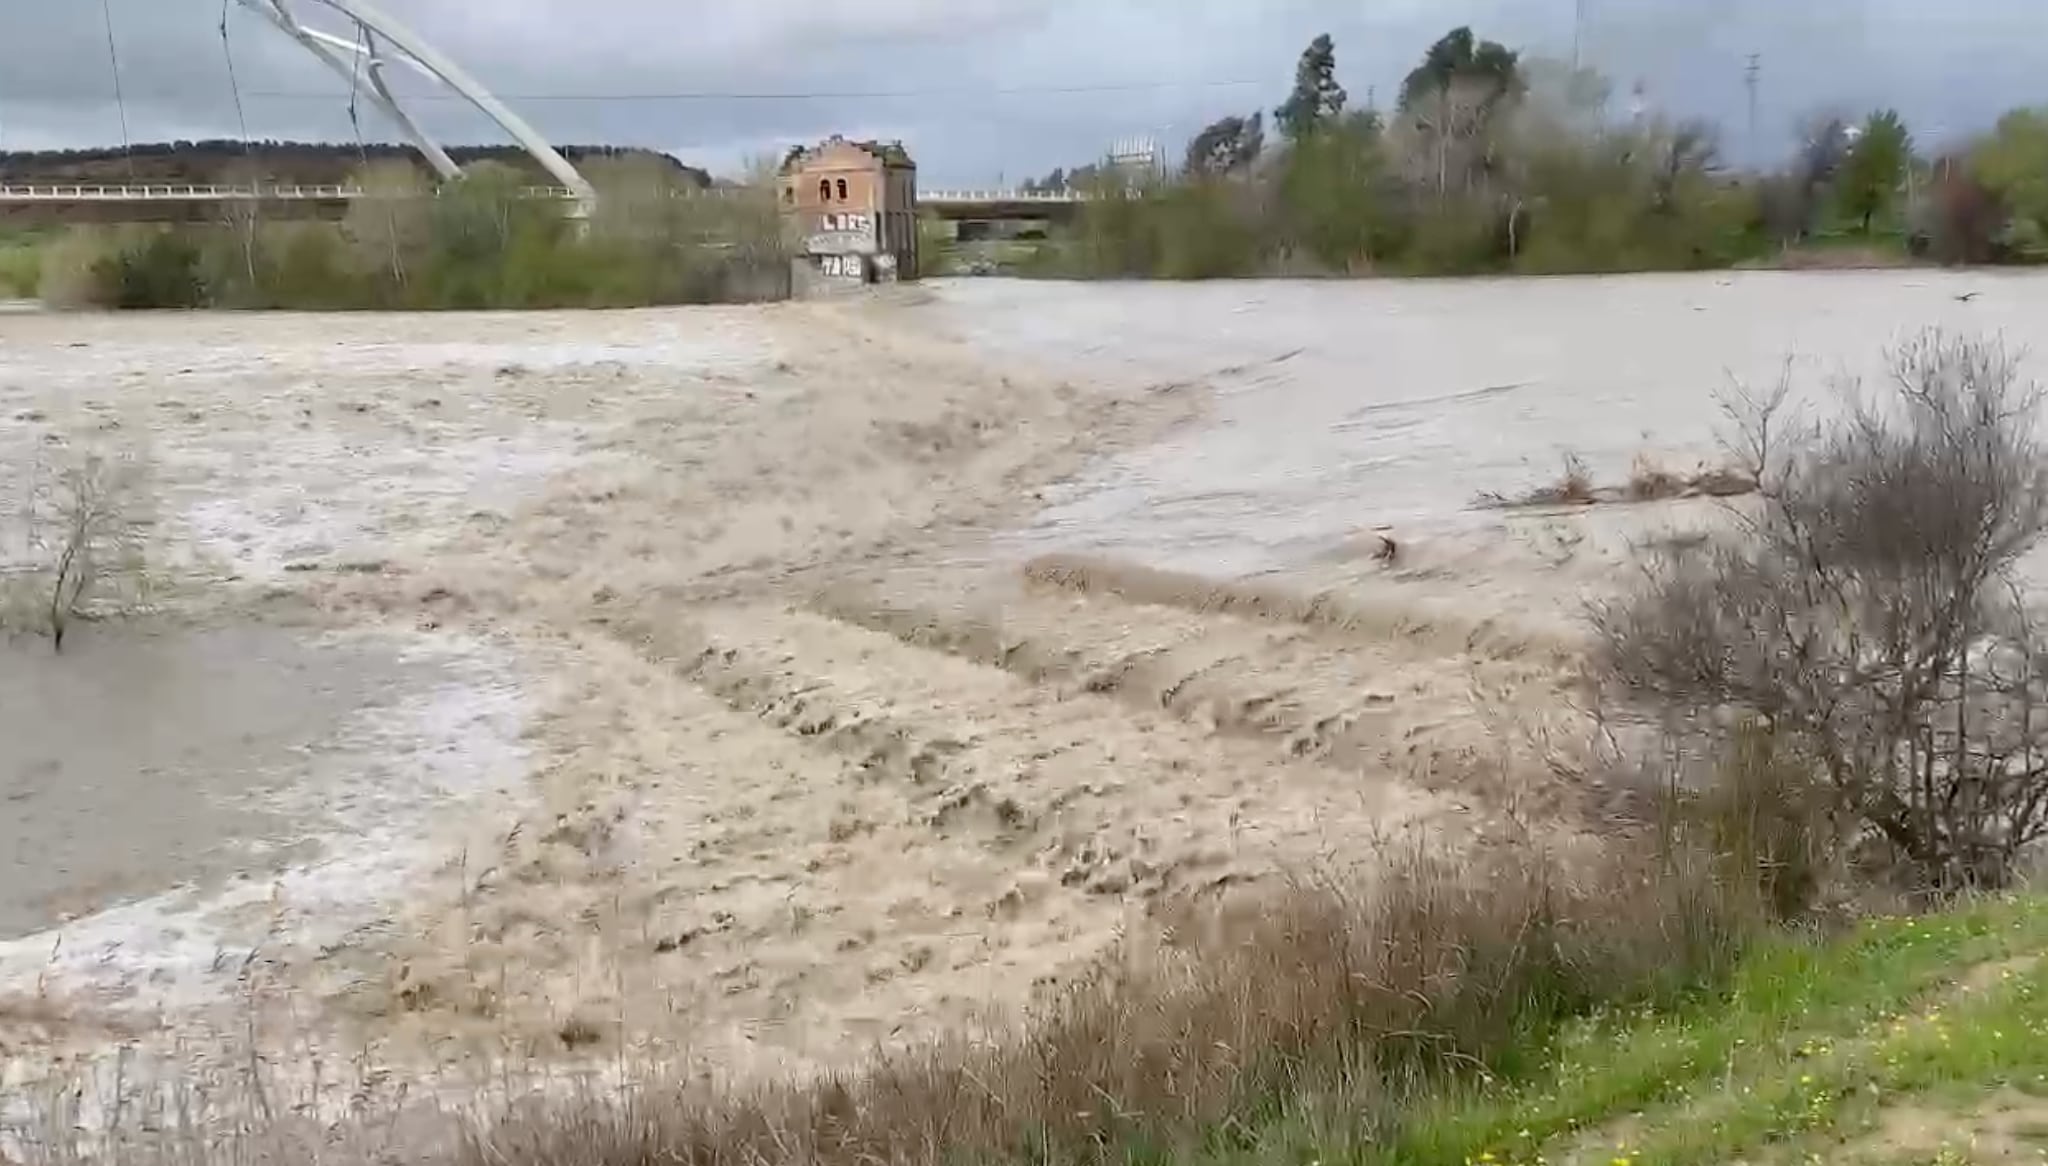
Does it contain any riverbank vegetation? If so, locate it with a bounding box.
[31,156,787,311]
[0,229,44,298]
[1013,26,2048,280]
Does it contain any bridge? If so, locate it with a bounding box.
[0,183,1088,224]
[9,5,1100,230]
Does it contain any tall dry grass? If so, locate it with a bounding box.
[448,837,1760,1166]
[1,834,1772,1166]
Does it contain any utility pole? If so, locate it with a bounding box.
[1572,0,1585,72]
[1745,53,1762,164]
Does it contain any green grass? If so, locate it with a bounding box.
[0,235,44,297]
[1131,896,2048,1166]
[1371,897,2048,1166]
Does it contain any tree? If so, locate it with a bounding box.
[1758,112,1857,241]
[1398,27,1521,114]
[1276,111,1393,269]
[1596,332,2048,894]
[2,441,152,653]
[1184,113,1266,177]
[342,158,432,295]
[1395,28,1525,204]
[1970,109,2048,260]
[1021,167,1068,194]
[1274,34,1347,142]
[1649,119,1723,213]
[1837,109,1911,233]
[1797,114,1854,188]
[1923,157,2008,264]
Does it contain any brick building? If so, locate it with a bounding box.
[778,136,919,293]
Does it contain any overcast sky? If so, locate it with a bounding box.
[3,1,2046,185]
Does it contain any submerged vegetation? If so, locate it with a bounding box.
[1012,26,2048,280]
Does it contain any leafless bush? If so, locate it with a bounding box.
[1478,452,1597,508]
[1481,452,1757,511]
[1594,330,2048,895]
[1626,453,1686,501]
[1,442,152,651]
[1527,452,1596,505]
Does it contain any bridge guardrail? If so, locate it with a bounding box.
[0,183,1093,205]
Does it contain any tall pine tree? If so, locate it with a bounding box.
[1275,34,1347,142]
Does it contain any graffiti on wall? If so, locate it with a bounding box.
[807,232,877,254]
[806,210,876,256]
[817,254,866,280]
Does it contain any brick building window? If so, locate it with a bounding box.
[836,178,849,201]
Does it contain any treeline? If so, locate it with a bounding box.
[1028,27,2048,278]
[0,141,710,190]
[40,157,785,311]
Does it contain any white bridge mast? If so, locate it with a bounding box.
[233,0,596,218]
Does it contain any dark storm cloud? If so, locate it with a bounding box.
[3,1,2047,183]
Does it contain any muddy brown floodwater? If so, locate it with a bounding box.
[3,272,2048,1128]
[0,622,407,938]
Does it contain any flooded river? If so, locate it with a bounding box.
[4,271,2047,1103]
[932,270,2046,575]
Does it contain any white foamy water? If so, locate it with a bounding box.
[0,628,526,1010]
[930,271,2048,576]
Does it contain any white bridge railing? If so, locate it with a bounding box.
[919,189,1086,204]
[0,183,1089,206]
[0,183,577,202]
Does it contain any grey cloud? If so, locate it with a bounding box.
[3,1,2048,183]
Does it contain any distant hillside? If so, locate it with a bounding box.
[0,141,712,188]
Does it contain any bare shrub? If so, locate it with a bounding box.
[1478,452,1597,509]
[1686,463,1758,498]
[1627,453,1686,501]
[1527,452,1595,505]
[1595,330,2048,894]
[1,442,152,651]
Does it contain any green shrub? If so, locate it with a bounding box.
[31,161,789,311]
[83,230,206,309]
[0,236,42,298]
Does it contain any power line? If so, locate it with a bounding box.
[239,77,1272,103]
[219,0,253,150]
[0,76,1274,107]
[97,0,135,178]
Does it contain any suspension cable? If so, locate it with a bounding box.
[347,20,406,286]
[219,0,254,157]
[220,0,260,288]
[97,0,135,181]
[345,19,370,168]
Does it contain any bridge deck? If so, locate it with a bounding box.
[0,183,1087,211]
